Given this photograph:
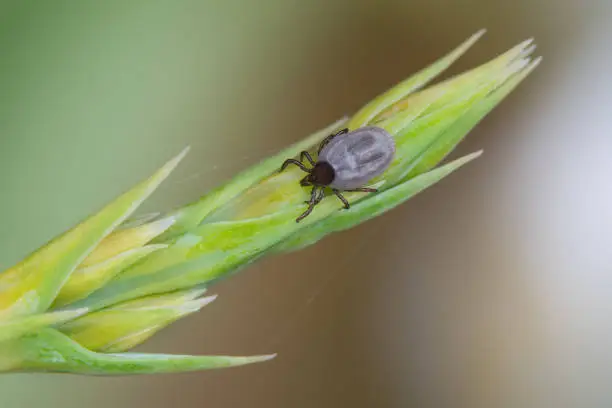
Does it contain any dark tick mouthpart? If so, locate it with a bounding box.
[279,126,395,222]
[300,162,335,187]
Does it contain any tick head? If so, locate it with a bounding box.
[305,162,335,186]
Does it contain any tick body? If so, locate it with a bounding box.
[280,126,395,222]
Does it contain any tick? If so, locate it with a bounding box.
[280,126,395,222]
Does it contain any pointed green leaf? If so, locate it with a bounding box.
[0,149,188,318]
[0,329,275,375]
[80,216,175,267]
[405,57,541,179]
[374,43,535,187]
[348,29,486,129]
[61,289,212,352]
[399,37,534,119]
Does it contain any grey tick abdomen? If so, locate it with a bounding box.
[318,126,395,190]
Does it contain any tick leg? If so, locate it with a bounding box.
[314,187,325,204]
[299,151,316,166]
[344,187,378,193]
[332,189,350,209]
[317,128,349,154]
[280,158,310,173]
[303,185,319,204]
[304,186,324,205]
[297,187,319,222]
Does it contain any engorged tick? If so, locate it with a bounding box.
[279,126,396,222]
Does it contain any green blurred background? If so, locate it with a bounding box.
[1,1,611,407]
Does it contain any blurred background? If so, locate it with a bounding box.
[0,0,610,407]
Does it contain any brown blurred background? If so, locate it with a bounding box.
[1,0,611,407]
